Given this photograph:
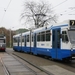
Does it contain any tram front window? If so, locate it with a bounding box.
[68,30,75,44]
[0,39,5,43]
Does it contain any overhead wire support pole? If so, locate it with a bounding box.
[10,29,11,48]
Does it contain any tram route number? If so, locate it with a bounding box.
[69,20,75,29]
[70,20,75,26]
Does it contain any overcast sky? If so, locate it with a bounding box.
[0,0,75,30]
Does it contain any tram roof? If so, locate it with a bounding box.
[33,24,68,33]
[13,20,71,36]
[22,31,30,36]
[32,20,70,33]
[13,33,21,38]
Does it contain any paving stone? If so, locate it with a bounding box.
[41,65,75,75]
[2,54,35,75]
[11,72,35,75]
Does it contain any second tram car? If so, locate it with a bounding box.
[13,20,75,60]
[0,34,6,52]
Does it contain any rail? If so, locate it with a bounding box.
[1,57,10,75]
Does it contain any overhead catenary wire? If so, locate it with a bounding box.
[50,0,75,17]
[47,0,68,23]
[51,0,68,9]
[0,0,12,26]
[5,0,12,12]
[60,9,75,16]
[56,0,75,16]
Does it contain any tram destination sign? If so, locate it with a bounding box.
[69,20,75,29]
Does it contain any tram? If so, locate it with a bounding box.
[13,20,75,60]
[0,34,6,52]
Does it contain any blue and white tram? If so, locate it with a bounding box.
[13,33,22,51]
[21,31,31,52]
[13,20,75,60]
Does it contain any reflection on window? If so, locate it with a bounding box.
[62,31,68,42]
[13,38,18,43]
[0,39,5,43]
[40,32,45,41]
[27,35,29,42]
[46,30,50,41]
[25,36,26,46]
[22,36,24,42]
[37,33,40,41]
[18,37,20,42]
[32,35,33,42]
[37,30,51,42]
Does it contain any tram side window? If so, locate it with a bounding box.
[0,39,5,43]
[46,30,51,41]
[13,38,17,43]
[22,36,24,42]
[18,37,20,42]
[3,39,5,43]
[27,35,29,42]
[37,33,40,41]
[40,32,45,41]
[4,39,5,43]
[24,36,26,46]
[62,31,68,42]
[31,34,33,42]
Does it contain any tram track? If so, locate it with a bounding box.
[5,52,52,75]
[12,52,75,73]
[0,53,10,75]
[6,49,75,75]
[12,53,53,75]
[0,52,53,75]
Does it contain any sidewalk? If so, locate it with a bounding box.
[0,56,5,75]
[1,53,35,75]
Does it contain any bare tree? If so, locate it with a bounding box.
[21,1,58,28]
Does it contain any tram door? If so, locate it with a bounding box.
[52,28,61,59]
[34,33,36,47]
[18,37,19,47]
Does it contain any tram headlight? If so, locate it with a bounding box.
[0,44,3,47]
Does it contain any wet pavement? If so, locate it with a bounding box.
[1,54,35,75]
[1,50,75,75]
[12,52,75,75]
[0,57,5,75]
[41,65,75,75]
